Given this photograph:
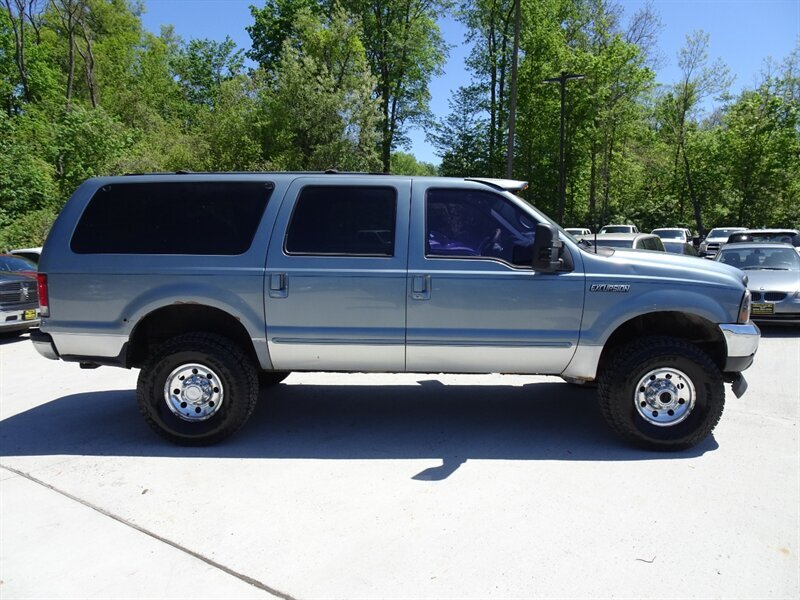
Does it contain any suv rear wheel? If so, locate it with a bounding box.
[597,336,725,450]
[137,333,258,445]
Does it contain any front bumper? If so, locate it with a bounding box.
[720,322,760,372]
[0,307,40,332]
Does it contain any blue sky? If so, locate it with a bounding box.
[140,0,800,165]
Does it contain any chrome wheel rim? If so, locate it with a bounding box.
[634,367,695,427]
[164,363,224,422]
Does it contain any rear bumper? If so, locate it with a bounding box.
[30,328,59,360]
[720,322,760,373]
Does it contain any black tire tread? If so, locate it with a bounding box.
[137,332,258,446]
[597,335,725,451]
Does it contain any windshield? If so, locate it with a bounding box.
[601,225,633,233]
[663,242,694,254]
[708,228,742,238]
[0,255,36,272]
[594,239,634,249]
[653,229,684,239]
[717,247,800,271]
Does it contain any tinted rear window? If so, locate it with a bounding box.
[71,182,272,255]
[285,186,396,256]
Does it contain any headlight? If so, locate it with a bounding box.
[738,289,751,324]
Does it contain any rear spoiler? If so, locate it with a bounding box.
[466,177,529,192]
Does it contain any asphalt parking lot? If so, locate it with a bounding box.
[1,327,798,599]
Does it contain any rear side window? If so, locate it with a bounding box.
[71,182,272,255]
[285,186,396,256]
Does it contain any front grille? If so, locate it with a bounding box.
[0,281,38,308]
[765,292,787,302]
[752,292,788,302]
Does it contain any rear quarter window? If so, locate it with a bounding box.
[71,181,272,255]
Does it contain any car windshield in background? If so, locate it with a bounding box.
[601,226,632,233]
[707,228,743,238]
[663,242,697,255]
[595,239,634,248]
[653,229,684,239]
[718,247,800,270]
[0,255,37,272]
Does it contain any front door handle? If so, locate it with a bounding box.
[411,275,431,300]
[269,273,288,298]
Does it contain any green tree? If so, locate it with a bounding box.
[246,0,320,74]
[260,7,381,170]
[658,30,731,236]
[173,36,244,107]
[340,0,448,172]
[390,150,437,175]
[429,85,488,176]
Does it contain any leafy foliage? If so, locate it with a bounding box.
[0,0,797,249]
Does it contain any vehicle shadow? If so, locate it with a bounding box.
[757,323,799,338]
[0,331,32,345]
[0,380,718,467]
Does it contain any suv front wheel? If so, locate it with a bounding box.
[597,336,725,451]
[137,333,258,445]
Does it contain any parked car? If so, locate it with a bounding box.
[565,227,592,236]
[699,227,748,258]
[599,224,639,234]
[725,229,800,254]
[663,241,699,256]
[581,233,666,252]
[8,246,42,264]
[32,173,758,450]
[0,272,40,336]
[715,243,800,323]
[0,254,37,277]
[652,228,693,243]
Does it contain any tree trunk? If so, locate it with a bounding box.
[77,16,97,108]
[4,0,31,102]
[680,139,704,237]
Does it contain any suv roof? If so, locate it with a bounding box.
[727,229,800,247]
[116,171,531,192]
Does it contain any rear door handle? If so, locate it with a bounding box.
[269,273,288,298]
[411,275,431,300]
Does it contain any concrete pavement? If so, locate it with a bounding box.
[1,327,798,599]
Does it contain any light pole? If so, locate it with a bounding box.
[543,72,585,223]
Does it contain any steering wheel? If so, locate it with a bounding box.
[478,228,503,256]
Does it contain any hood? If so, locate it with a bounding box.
[579,247,747,290]
[745,269,800,294]
[0,271,37,283]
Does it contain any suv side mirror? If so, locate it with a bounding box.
[532,222,563,272]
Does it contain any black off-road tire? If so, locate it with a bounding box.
[597,336,725,451]
[137,333,258,446]
[258,370,290,387]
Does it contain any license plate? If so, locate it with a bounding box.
[23,309,37,321]
[751,303,774,316]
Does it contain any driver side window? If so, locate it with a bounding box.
[425,188,536,265]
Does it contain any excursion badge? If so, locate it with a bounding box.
[590,283,631,292]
